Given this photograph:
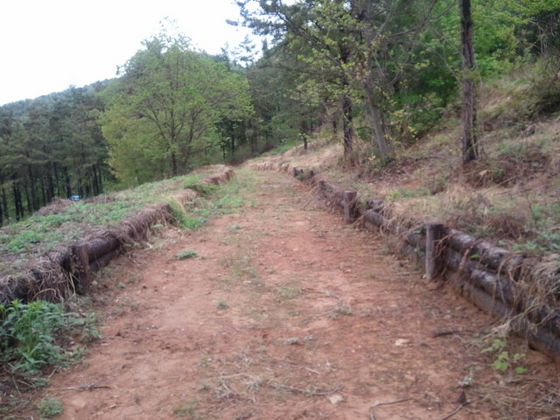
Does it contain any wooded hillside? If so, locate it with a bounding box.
[0,0,558,226]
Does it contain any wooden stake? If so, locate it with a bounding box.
[426,222,445,281]
[342,191,357,223]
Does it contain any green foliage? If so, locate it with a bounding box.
[0,85,109,225]
[481,337,527,374]
[182,178,218,196]
[176,250,198,260]
[0,201,142,256]
[102,29,253,185]
[37,396,64,418]
[385,187,430,201]
[0,300,98,376]
[216,299,229,310]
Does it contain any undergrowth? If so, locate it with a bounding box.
[169,171,256,231]
[0,299,100,418]
[0,300,99,377]
[0,168,230,277]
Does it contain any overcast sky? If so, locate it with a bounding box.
[0,0,255,105]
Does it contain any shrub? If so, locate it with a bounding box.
[0,300,98,376]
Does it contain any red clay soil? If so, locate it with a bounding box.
[37,170,558,420]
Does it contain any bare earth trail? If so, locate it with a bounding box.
[46,170,546,419]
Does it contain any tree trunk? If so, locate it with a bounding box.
[300,120,308,151]
[332,116,338,139]
[27,165,39,210]
[40,176,47,207]
[1,186,9,223]
[65,169,72,198]
[46,163,55,201]
[460,0,478,163]
[13,181,23,221]
[342,94,354,162]
[364,77,392,163]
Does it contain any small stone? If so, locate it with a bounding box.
[327,394,344,405]
[285,337,300,345]
[394,339,410,347]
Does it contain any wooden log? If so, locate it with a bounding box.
[446,253,560,338]
[89,248,121,272]
[404,232,425,251]
[446,228,525,274]
[366,199,385,212]
[451,278,560,361]
[426,222,445,281]
[445,247,515,304]
[0,276,32,304]
[70,242,90,294]
[364,209,386,228]
[86,235,120,261]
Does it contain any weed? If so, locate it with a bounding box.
[197,380,211,392]
[216,299,229,310]
[328,304,353,318]
[274,285,301,301]
[33,377,50,388]
[173,401,199,418]
[37,396,63,418]
[0,300,99,376]
[176,250,198,260]
[481,337,527,374]
[199,353,211,367]
[385,187,430,201]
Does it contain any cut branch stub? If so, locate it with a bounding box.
[426,222,445,281]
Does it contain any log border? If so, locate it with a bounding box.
[252,160,560,362]
[0,167,235,305]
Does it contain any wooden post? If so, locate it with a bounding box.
[342,191,357,223]
[425,222,445,280]
[71,242,90,294]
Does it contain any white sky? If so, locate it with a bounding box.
[0,0,255,105]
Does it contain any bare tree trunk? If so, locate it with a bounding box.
[460,0,478,163]
[364,77,392,163]
[342,93,354,162]
[171,152,178,177]
[300,120,308,151]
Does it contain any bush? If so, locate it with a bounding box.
[0,300,98,376]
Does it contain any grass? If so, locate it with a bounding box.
[37,396,63,418]
[173,401,199,418]
[0,300,100,377]
[176,250,198,260]
[216,299,229,310]
[0,166,247,278]
[169,170,257,233]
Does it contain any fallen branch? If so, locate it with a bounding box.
[368,398,412,420]
[58,384,111,392]
[268,382,342,396]
[437,401,472,420]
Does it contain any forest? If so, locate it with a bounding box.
[0,0,558,225]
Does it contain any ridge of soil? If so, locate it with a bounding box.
[24,170,559,419]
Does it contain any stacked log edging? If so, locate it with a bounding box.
[254,160,560,361]
[0,167,235,305]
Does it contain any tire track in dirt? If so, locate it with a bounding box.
[44,170,553,419]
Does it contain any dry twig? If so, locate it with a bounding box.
[368,398,412,420]
[58,384,111,392]
[268,382,342,396]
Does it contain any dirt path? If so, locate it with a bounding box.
[45,170,555,419]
